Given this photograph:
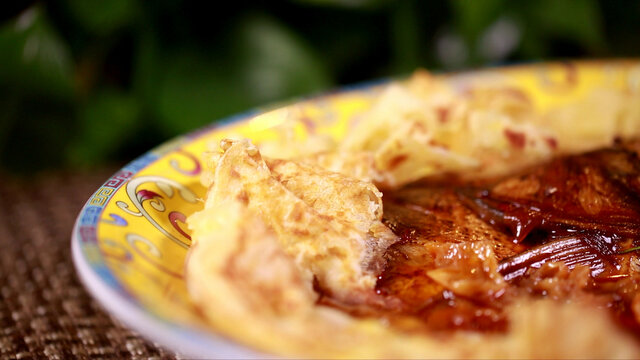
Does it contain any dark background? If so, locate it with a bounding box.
[1,0,638,175]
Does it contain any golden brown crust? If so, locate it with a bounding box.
[194,139,398,302]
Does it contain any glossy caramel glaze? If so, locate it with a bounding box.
[319,141,640,336]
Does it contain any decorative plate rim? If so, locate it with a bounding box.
[70,109,271,359]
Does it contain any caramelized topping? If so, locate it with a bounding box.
[459,143,640,280]
[320,141,640,338]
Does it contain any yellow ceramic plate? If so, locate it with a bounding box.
[72,60,640,358]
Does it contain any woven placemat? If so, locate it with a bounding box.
[0,169,179,359]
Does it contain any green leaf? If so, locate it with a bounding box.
[154,51,252,135]
[391,0,420,74]
[131,24,161,111]
[530,0,604,51]
[451,0,506,44]
[0,6,74,99]
[63,0,137,35]
[68,89,141,165]
[151,13,332,136]
[289,0,393,9]
[233,13,332,104]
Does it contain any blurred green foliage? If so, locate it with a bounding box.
[0,0,638,174]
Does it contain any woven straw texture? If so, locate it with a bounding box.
[0,170,179,359]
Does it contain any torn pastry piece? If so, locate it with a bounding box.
[340,79,557,187]
[195,139,397,301]
[187,199,459,358]
[187,200,320,353]
[339,69,640,188]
